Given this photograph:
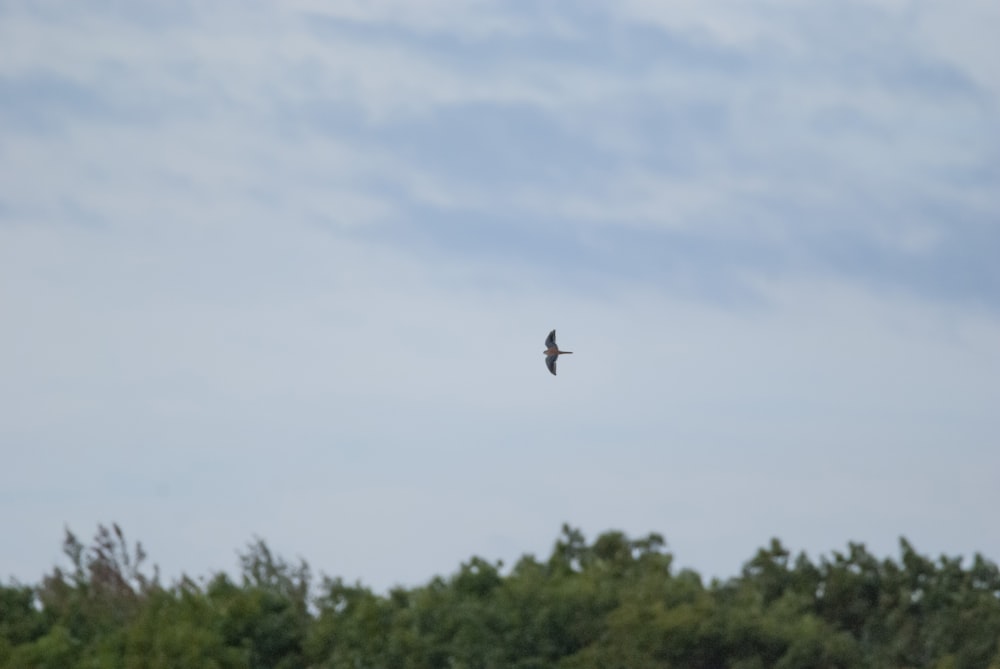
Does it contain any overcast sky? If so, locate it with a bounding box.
[2,0,999,592]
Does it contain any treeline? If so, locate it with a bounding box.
[2,524,1000,669]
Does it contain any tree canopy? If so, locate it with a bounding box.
[2,524,998,668]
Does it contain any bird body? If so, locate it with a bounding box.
[544,329,572,375]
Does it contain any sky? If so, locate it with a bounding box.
[2,0,999,593]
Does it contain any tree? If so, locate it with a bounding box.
[5,524,1000,669]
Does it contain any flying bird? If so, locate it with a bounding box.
[544,329,573,376]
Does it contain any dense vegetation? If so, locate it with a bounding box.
[2,524,999,668]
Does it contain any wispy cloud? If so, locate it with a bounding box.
[2,0,999,589]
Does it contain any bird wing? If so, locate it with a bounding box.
[545,329,557,349]
[546,354,558,375]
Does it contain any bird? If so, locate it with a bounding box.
[544,329,573,376]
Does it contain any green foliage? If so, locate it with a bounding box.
[3,523,999,669]
[4,624,79,669]
[0,582,46,648]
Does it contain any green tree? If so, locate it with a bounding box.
[214,539,311,669]
[5,523,1000,669]
[0,581,46,654]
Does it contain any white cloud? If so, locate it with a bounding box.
[285,0,535,38]
[2,0,999,590]
[914,0,1000,98]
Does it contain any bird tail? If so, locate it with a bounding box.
[561,351,573,354]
